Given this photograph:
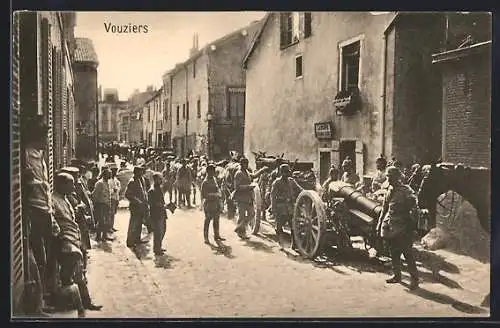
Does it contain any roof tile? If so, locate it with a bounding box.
[74,38,99,64]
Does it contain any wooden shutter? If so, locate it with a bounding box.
[304,12,312,38]
[41,17,54,191]
[52,47,63,170]
[11,11,24,313]
[279,13,287,48]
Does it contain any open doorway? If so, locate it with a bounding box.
[319,151,332,184]
[339,140,356,170]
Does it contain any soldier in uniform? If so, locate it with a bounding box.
[175,159,194,208]
[341,157,360,186]
[224,153,241,220]
[201,164,225,244]
[148,173,168,255]
[376,166,419,290]
[91,166,113,242]
[270,164,303,250]
[125,165,149,250]
[372,154,388,192]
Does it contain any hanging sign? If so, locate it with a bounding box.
[314,121,334,140]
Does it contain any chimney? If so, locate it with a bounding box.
[189,33,199,58]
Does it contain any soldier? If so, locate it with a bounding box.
[376,166,419,290]
[91,166,113,242]
[125,165,149,250]
[232,157,269,239]
[52,172,102,317]
[224,153,241,220]
[372,154,388,192]
[201,164,225,244]
[175,159,194,208]
[108,163,121,234]
[341,157,360,186]
[148,173,168,255]
[270,164,303,250]
[161,161,174,203]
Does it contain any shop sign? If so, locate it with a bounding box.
[314,121,334,140]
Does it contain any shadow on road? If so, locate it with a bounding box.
[405,285,488,315]
[133,243,153,260]
[209,241,236,259]
[154,254,180,269]
[243,239,276,254]
[97,241,113,253]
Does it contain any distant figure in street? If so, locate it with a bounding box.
[270,164,303,250]
[108,163,121,234]
[91,166,113,242]
[224,154,241,221]
[175,159,193,208]
[376,166,419,290]
[125,166,149,250]
[201,164,225,244]
[161,161,175,204]
[148,173,168,255]
[88,166,100,193]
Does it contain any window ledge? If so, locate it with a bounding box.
[280,40,299,51]
[295,75,303,80]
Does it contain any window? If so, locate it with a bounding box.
[186,101,190,121]
[197,99,201,118]
[227,89,246,119]
[164,99,168,120]
[340,40,361,92]
[193,60,196,78]
[176,105,180,125]
[182,104,186,119]
[279,12,312,48]
[147,105,151,121]
[295,55,303,78]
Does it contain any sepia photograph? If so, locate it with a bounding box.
[10,11,491,319]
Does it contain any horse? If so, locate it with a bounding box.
[417,162,490,234]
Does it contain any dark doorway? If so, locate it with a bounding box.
[319,151,331,184]
[339,140,356,169]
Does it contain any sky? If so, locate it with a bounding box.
[74,12,266,101]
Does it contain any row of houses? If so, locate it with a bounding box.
[128,12,490,182]
[11,12,99,314]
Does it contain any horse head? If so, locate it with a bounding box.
[416,161,453,210]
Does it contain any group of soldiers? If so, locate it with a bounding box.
[23,116,112,318]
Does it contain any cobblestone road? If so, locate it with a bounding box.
[60,200,490,318]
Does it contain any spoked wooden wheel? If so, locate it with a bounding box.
[292,190,326,259]
[249,185,262,235]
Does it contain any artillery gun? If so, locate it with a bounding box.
[292,181,389,259]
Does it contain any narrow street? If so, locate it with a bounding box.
[54,200,490,318]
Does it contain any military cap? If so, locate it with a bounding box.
[108,162,118,170]
[60,166,80,176]
[386,166,402,177]
[376,155,387,166]
[206,163,216,172]
[239,157,249,164]
[279,163,291,173]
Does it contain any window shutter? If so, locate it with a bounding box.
[304,12,312,38]
[279,13,286,48]
[41,17,54,192]
[355,140,364,175]
[11,12,24,312]
[52,46,63,170]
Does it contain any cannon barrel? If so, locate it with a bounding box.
[328,181,383,220]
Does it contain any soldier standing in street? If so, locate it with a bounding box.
[125,166,149,250]
[148,173,168,256]
[175,159,193,208]
[91,166,113,242]
[232,157,255,239]
[108,163,121,234]
[270,164,303,250]
[201,164,225,244]
[376,166,419,290]
[224,153,240,220]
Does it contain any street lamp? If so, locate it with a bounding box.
[206,112,213,160]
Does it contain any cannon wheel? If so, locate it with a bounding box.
[292,190,327,259]
[249,185,262,235]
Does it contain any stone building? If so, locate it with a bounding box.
[98,88,128,142]
[12,11,78,315]
[243,12,446,182]
[142,88,165,147]
[163,19,263,159]
[73,37,99,161]
[118,87,156,145]
[432,13,491,168]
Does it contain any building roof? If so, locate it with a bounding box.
[164,19,264,77]
[242,13,272,69]
[74,38,99,64]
